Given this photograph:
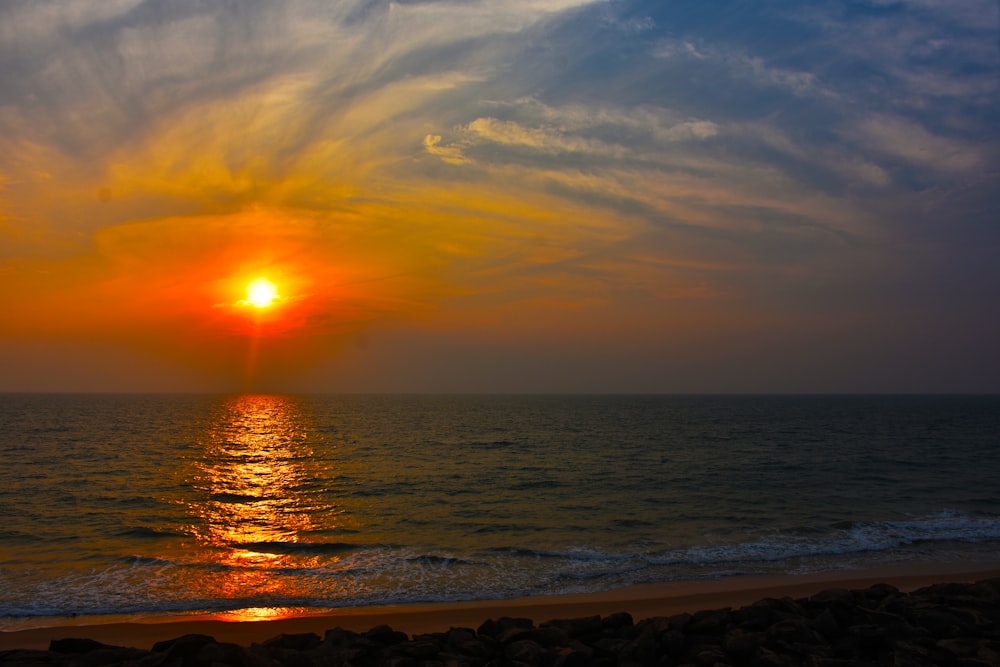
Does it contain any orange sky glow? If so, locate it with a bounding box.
[1,1,997,393]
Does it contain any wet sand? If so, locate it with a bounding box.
[3,561,999,651]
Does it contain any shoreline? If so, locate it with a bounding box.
[3,560,999,651]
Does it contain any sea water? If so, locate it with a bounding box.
[1,394,998,626]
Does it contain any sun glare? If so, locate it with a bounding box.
[246,278,278,308]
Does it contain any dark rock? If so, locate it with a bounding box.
[323,627,359,646]
[601,612,634,632]
[692,645,726,666]
[754,645,798,667]
[499,626,534,644]
[618,629,658,664]
[364,624,409,645]
[861,583,901,607]
[0,649,56,666]
[808,659,856,667]
[262,632,323,651]
[151,633,217,658]
[504,639,545,664]
[446,628,478,646]
[520,626,572,648]
[889,640,934,667]
[454,637,493,659]
[542,616,604,638]
[813,608,843,640]
[498,617,535,632]
[553,646,593,667]
[757,597,806,620]
[476,616,535,639]
[937,636,987,659]
[847,623,886,650]
[808,588,855,607]
[732,602,773,630]
[686,608,731,635]
[404,640,443,659]
[723,629,761,661]
[387,658,419,667]
[910,607,965,638]
[193,641,244,665]
[49,638,123,654]
[766,618,826,649]
[257,644,315,667]
[591,637,628,659]
[660,629,686,658]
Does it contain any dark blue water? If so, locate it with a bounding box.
[0,394,998,625]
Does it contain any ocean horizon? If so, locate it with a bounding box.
[2,393,998,628]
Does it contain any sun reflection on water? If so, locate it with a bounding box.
[184,394,345,610]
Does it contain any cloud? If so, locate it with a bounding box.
[651,38,828,98]
[853,113,983,173]
[424,98,721,167]
[423,134,469,165]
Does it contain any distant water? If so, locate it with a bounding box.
[1,394,999,627]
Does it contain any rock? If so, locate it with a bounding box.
[542,616,604,638]
[601,612,634,632]
[0,649,55,666]
[151,633,217,658]
[454,637,493,659]
[889,640,933,667]
[446,628,478,647]
[936,636,987,659]
[591,637,628,659]
[553,646,593,667]
[403,639,443,659]
[910,607,965,638]
[364,624,409,645]
[618,629,658,664]
[262,632,322,651]
[520,626,572,648]
[660,629,686,658]
[193,641,245,665]
[686,608,731,635]
[49,638,122,654]
[755,645,799,667]
[861,583,901,608]
[323,627,359,646]
[812,608,843,640]
[723,629,761,661]
[846,623,886,650]
[504,639,545,664]
[692,645,726,666]
[766,618,826,648]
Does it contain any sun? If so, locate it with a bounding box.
[246,278,279,308]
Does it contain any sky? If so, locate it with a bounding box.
[1,0,998,393]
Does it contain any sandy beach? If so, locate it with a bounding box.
[3,561,999,652]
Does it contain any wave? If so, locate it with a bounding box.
[405,554,479,567]
[208,492,269,504]
[646,512,1000,569]
[118,555,178,566]
[485,512,1000,574]
[116,527,187,539]
[237,540,364,555]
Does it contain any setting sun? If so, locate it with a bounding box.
[246,278,278,309]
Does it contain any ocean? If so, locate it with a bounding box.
[1,394,998,627]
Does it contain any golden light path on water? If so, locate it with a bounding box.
[188,395,339,622]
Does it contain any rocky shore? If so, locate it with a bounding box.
[3,578,998,666]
